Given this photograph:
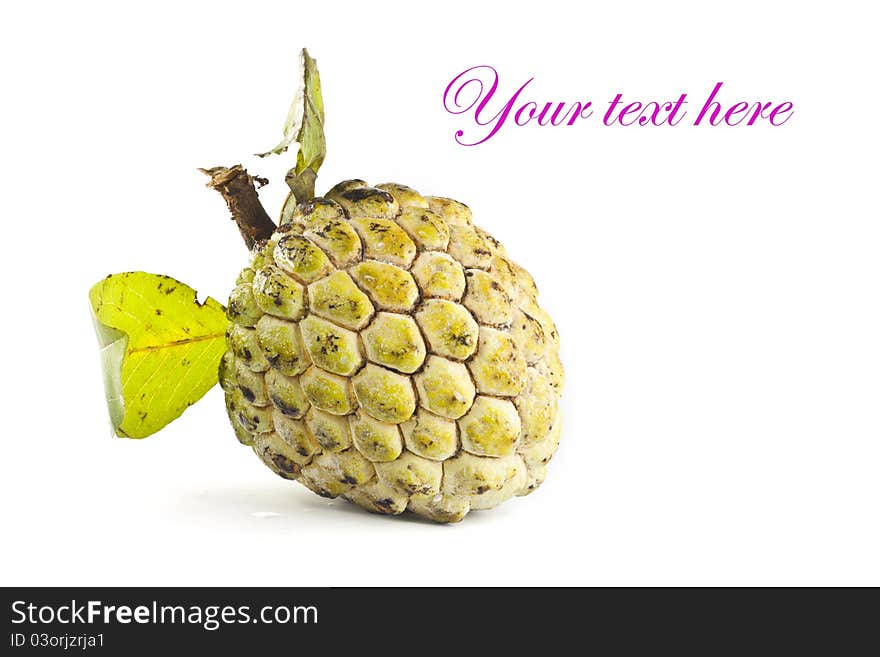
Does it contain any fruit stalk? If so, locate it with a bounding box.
[200,165,276,249]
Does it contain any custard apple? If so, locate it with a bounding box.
[219,180,563,522]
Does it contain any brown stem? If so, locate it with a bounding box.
[200,165,276,250]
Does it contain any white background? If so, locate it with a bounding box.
[1,1,877,586]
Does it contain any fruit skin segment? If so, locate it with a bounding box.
[223,180,564,522]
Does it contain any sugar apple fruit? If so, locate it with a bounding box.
[220,180,563,522]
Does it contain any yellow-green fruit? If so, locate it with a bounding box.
[223,180,563,522]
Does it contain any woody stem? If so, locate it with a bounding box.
[200,165,276,249]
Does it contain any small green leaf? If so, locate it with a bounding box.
[89,272,230,438]
[258,48,325,201]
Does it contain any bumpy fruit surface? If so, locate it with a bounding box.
[220,180,563,522]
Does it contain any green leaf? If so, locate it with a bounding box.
[88,272,230,438]
[258,48,325,201]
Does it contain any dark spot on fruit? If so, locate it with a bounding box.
[451,332,472,346]
[475,485,488,494]
[271,395,302,417]
[340,475,357,485]
[375,498,395,510]
[344,187,393,203]
[240,386,256,403]
[238,413,258,431]
[155,309,163,316]
[269,453,300,476]
[318,333,340,355]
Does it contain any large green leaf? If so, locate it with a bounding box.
[89,272,230,438]
[258,48,325,201]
